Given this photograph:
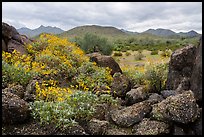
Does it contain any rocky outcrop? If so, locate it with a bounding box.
[161,90,179,99]
[2,90,30,124]
[125,86,148,105]
[2,39,7,51]
[147,93,164,105]
[110,101,151,127]
[87,118,109,135]
[132,118,170,135]
[192,108,202,135]
[172,125,185,135]
[7,39,28,54]
[166,45,196,90]
[111,73,131,98]
[87,52,122,75]
[62,124,87,135]
[3,84,25,99]
[2,22,32,54]
[105,128,130,135]
[24,80,39,102]
[166,37,202,102]
[190,37,202,102]
[151,90,199,124]
[92,103,109,120]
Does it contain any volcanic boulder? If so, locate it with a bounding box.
[87,52,122,75]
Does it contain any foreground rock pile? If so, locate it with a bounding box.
[2,23,202,135]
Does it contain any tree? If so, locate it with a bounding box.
[76,33,113,55]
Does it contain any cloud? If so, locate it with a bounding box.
[2,2,202,33]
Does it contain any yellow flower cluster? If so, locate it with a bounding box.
[2,50,32,72]
[35,80,72,102]
[2,33,114,101]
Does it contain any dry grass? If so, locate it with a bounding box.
[112,50,170,71]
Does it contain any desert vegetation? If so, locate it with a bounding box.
[2,23,202,135]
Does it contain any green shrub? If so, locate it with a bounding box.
[134,51,144,61]
[125,51,131,56]
[74,62,113,92]
[151,50,158,55]
[2,60,36,87]
[29,90,118,131]
[113,52,123,56]
[76,33,113,55]
[144,63,168,93]
[123,70,145,86]
[160,49,172,57]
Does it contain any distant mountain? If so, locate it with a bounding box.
[58,25,127,40]
[120,29,139,35]
[178,30,201,38]
[17,25,64,37]
[142,28,200,38]
[143,28,178,37]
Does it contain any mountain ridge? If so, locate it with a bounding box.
[17,24,201,38]
[17,25,64,38]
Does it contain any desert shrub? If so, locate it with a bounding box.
[144,63,168,93]
[125,51,131,56]
[160,49,172,57]
[74,62,113,92]
[76,33,113,55]
[29,90,118,131]
[2,34,114,95]
[151,50,158,55]
[134,51,144,61]
[113,52,123,56]
[123,67,145,86]
[2,60,36,87]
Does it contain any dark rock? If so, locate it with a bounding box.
[2,22,19,42]
[166,45,196,90]
[172,125,185,135]
[3,84,25,99]
[105,125,132,135]
[151,90,199,124]
[190,37,202,101]
[147,93,164,105]
[93,103,109,120]
[175,77,190,92]
[161,90,179,99]
[169,44,196,71]
[2,22,31,54]
[24,80,39,102]
[125,87,148,105]
[87,118,109,135]
[63,123,87,135]
[192,108,202,135]
[20,35,32,44]
[182,67,192,77]
[105,128,130,135]
[166,36,202,103]
[111,73,131,98]
[2,39,7,51]
[87,52,122,75]
[166,70,183,90]
[2,90,30,124]
[110,101,151,127]
[7,39,27,54]
[132,118,170,135]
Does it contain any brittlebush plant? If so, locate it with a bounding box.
[3,34,115,130]
[29,90,118,131]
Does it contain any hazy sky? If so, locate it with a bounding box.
[2,2,202,33]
